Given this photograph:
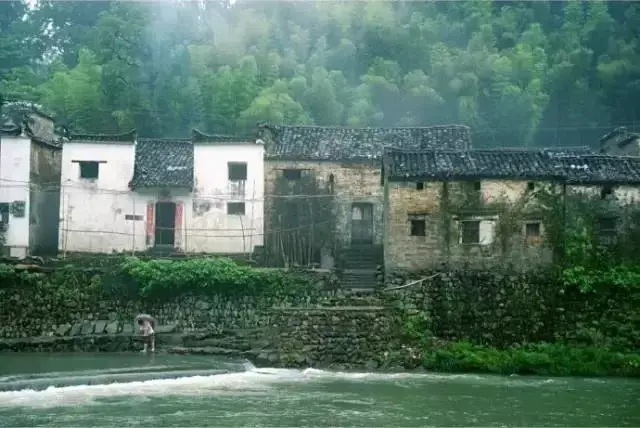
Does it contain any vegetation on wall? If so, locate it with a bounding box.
[266,172,335,267]
[1,1,639,146]
[389,264,640,376]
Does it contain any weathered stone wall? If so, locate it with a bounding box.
[385,179,555,271]
[265,160,384,266]
[1,263,637,368]
[384,268,639,352]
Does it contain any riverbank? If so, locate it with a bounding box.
[1,256,639,378]
[2,332,638,378]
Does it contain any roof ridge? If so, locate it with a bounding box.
[261,123,471,131]
[70,129,136,142]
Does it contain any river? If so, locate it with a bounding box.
[0,353,637,427]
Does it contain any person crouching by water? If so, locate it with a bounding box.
[138,318,155,353]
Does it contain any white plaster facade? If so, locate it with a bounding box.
[59,137,264,255]
[189,143,264,253]
[59,139,143,253]
[0,135,31,258]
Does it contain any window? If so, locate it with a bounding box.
[227,202,245,215]
[461,220,480,244]
[79,161,99,179]
[328,174,335,194]
[596,216,617,244]
[472,181,481,191]
[525,222,541,238]
[283,169,302,180]
[410,219,426,236]
[527,182,535,191]
[125,214,144,221]
[416,182,424,190]
[601,185,614,200]
[228,162,247,181]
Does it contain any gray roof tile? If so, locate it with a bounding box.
[383,148,640,185]
[260,123,472,161]
[129,139,194,189]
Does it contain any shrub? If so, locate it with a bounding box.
[119,256,315,300]
[420,341,640,377]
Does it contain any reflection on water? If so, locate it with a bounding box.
[0,353,638,427]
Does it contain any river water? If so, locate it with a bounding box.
[0,353,638,427]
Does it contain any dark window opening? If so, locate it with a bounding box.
[283,169,302,180]
[125,214,144,221]
[228,162,247,181]
[227,202,246,215]
[410,219,426,236]
[461,220,480,244]
[328,173,335,193]
[596,216,617,245]
[601,185,614,200]
[525,222,541,237]
[527,182,535,191]
[416,182,424,190]
[472,181,481,191]
[79,161,99,179]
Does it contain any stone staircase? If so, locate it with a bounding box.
[339,245,383,291]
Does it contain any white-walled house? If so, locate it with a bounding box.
[59,129,264,254]
[0,106,61,258]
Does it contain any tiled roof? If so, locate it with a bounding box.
[492,146,594,155]
[383,148,563,182]
[192,129,256,144]
[383,148,640,185]
[556,155,640,185]
[129,139,194,189]
[0,126,21,137]
[599,127,639,151]
[69,129,136,143]
[260,123,472,161]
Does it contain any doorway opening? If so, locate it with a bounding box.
[351,202,374,245]
[155,201,176,246]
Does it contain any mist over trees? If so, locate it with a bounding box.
[1,0,639,148]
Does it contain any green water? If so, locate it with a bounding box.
[0,353,638,427]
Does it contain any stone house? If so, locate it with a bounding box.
[59,129,264,254]
[259,123,471,286]
[0,103,62,258]
[381,146,640,273]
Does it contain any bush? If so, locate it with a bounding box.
[420,341,640,377]
[119,256,315,300]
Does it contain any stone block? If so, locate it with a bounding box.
[105,321,119,334]
[55,324,71,336]
[155,323,179,334]
[80,322,94,335]
[69,323,83,336]
[94,320,108,334]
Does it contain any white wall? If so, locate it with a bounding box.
[189,143,264,253]
[0,136,31,257]
[59,141,147,253]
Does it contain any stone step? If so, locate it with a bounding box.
[341,270,377,289]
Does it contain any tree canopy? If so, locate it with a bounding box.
[1,0,639,148]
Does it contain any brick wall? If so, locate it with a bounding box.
[265,160,384,265]
[385,179,552,272]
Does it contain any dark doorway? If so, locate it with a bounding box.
[351,203,374,245]
[155,201,176,246]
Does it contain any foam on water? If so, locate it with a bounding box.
[0,364,564,409]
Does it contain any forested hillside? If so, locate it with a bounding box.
[1,0,639,148]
